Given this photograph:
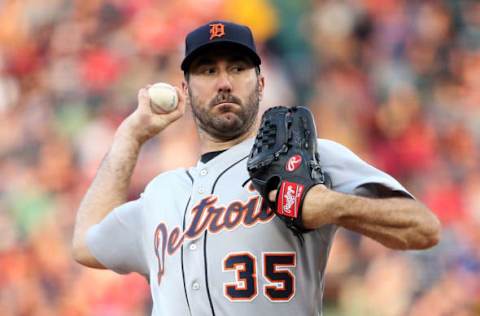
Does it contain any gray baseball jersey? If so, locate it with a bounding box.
[86,138,412,316]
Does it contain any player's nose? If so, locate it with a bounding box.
[215,70,233,94]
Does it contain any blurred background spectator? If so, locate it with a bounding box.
[0,0,479,315]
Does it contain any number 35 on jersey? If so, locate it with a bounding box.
[222,252,296,302]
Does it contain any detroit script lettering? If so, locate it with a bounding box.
[154,194,274,284]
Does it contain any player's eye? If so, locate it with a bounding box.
[202,67,217,75]
[230,63,246,73]
[231,66,243,73]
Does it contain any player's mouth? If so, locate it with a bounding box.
[212,103,242,116]
[209,94,242,109]
[215,102,238,108]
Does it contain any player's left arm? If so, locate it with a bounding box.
[299,184,441,250]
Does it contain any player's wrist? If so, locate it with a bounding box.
[302,184,337,229]
[117,115,160,145]
[114,122,148,148]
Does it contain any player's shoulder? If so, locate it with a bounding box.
[317,138,350,151]
[144,168,192,193]
[317,138,360,161]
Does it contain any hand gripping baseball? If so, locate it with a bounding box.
[247,106,331,239]
[119,85,186,144]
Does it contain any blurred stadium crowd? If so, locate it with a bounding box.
[0,0,479,315]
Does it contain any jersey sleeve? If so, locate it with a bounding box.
[85,198,148,276]
[318,139,414,198]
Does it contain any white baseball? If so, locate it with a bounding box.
[148,83,178,113]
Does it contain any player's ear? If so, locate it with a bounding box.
[181,80,192,106]
[257,72,265,101]
[182,79,189,96]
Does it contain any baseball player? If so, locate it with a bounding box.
[72,21,441,315]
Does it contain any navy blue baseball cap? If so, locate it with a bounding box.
[181,20,261,72]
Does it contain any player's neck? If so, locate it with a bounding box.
[199,129,256,154]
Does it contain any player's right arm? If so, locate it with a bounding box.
[72,86,185,268]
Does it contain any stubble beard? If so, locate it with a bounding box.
[188,82,260,141]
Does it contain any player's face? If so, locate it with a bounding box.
[183,48,265,141]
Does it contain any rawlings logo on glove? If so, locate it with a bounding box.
[286,155,302,172]
[278,181,303,218]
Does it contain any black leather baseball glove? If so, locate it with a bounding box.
[247,106,331,237]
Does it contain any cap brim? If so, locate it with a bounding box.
[181,41,261,72]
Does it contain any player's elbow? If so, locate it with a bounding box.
[397,202,442,250]
[400,211,441,250]
[72,239,85,264]
[414,212,441,249]
[383,215,441,250]
[71,238,88,265]
[71,236,105,269]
